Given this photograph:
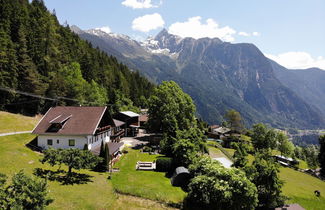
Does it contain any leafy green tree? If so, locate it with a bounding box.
[84,80,108,106]
[41,148,101,175]
[40,147,62,168]
[318,135,325,177]
[148,81,205,158]
[61,149,101,175]
[161,127,207,158]
[232,142,249,168]
[294,146,305,160]
[0,171,52,209]
[186,157,258,210]
[224,109,244,132]
[251,123,277,151]
[304,145,319,169]
[112,90,140,113]
[148,81,196,136]
[0,173,7,209]
[172,138,197,167]
[245,151,285,208]
[277,132,294,157]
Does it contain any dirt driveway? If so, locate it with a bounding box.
[120,129,150,147]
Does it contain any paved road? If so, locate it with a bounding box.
[0,131,32,137]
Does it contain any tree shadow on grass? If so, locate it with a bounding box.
[33,168,93,185]
[132,143,145,150]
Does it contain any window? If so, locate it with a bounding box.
[47,139,53,145]
[57,139,59,144]
[69,139,75,146]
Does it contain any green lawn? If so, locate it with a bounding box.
[208,146,225,158]
[112,149,186,204]
[0,134,177,209]
[0,111,40,133]
[280,167,325,210]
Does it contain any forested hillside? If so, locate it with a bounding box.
[0,0,154,115]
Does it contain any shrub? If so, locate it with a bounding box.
[142,146,153,152]
[156,157,173,172]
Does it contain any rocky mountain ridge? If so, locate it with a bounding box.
[71,26,325,129]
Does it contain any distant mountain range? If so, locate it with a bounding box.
[71,26,325,129]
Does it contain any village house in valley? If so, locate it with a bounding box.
[32,106,126,151]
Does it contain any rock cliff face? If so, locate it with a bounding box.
[271,60,325,116]
[72,26,325,129]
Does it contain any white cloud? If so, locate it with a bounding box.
[168,16,236,42]
[121,0,161,9]
[239,31,250,37]
[252,32,260,36]
[132,13,165,32]
[95,26,111,33]
[265,52,325,70]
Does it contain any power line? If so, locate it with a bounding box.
[0,86,79,103]
[5,99,40,106]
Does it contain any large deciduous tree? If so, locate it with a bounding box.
[245,151,285,209]
[251,123,277,151]
[40,148,101,175]
[232,142,249,168]
[148,81,196,136]
[185,157,258,210]
[148,81,206,160]
[319,135,325,177]
[304,145,319,169]
[224,109,244,132]
[277,132,294,157]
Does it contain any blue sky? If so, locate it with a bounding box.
[43,0,325,69]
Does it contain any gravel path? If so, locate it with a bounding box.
[0,131,32,137]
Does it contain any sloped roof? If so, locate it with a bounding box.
[107,142,124,155]
[120,111,139,117]
[139,114,148,122]
[32,106,107,135]
[113,119,125,127]
[174,166,190,175]
[213,127,231,134]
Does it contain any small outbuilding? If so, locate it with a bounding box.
[171,167,191,187]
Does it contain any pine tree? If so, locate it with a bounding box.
[104,143,110,172]
[99,140,105,158]
[0,0,154,115]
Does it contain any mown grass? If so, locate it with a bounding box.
[208,146,225,158]
[112,149,186,204]
[0,134,177,209]
[0,111,40,133]
[280,167,325,210]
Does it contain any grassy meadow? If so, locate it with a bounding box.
[280,167,325,210]
[0,133,178,209]
[112,149,186,204]
[0,111,40,133]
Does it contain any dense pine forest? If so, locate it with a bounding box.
[0,0,154,115]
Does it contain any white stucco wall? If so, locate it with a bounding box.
[38,135,88,150]
[38,130,111,150]
[87,130,111,150]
